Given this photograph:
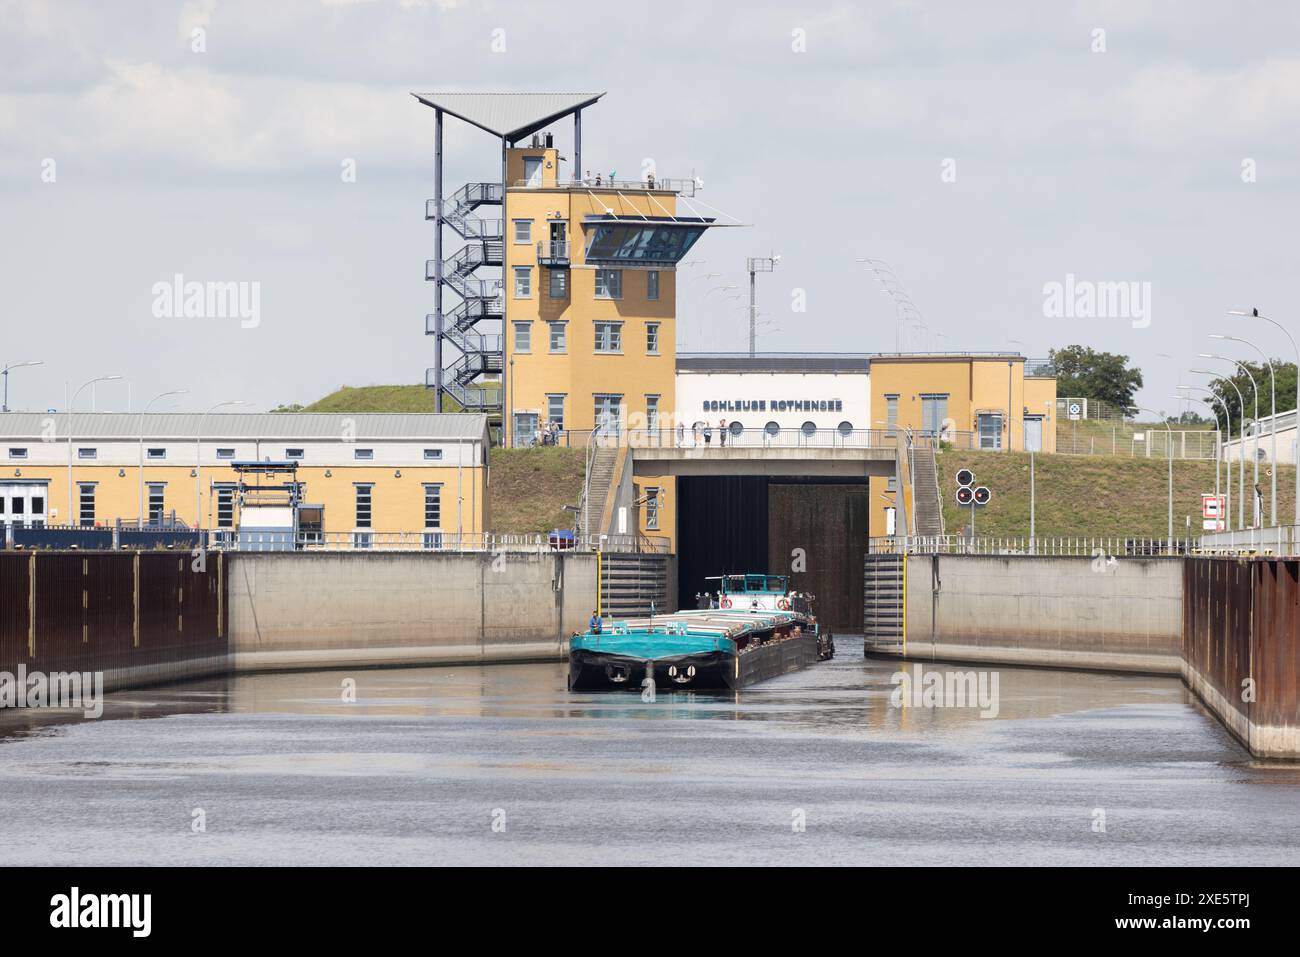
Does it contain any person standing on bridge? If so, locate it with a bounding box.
[719,419,728,447]
[703,422,712,446]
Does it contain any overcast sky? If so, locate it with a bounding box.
[2,0,1298,417]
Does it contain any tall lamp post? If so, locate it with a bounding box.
[197,401,249,529]
[1175,395,1223,535]
[1231,308,1297,526]
[66,375,122,525]
[1135,406,1173,548]
[139,390,189,528]
[2,361,44,413]
[1192,369,1247,530]
[1212,331,1278,527]
[1200,350,1262,525]
[1180,384,1234,531]
[745,254,779,357]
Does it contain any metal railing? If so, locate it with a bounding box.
[870,535,1198,556]
[514,176,699,195]
[1198,525,1299,555]
[536,240,570,264]
[217,530,669,554]
[1055,422,1220,459]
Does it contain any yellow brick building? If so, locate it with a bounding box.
[0,412,489,543]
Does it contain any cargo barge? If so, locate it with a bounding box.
[568,574,834,691]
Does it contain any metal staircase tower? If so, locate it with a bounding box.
[415,91,606,419]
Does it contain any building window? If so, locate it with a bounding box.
[595,322,623,353]
[286,448,305,460]
[423,448,443,461]
[355,484,373,528]
[764,421,780,437]
[216,448,235,460]
[978,413,1003,450]
[547,395,565,432]
[594,268,622,299]
[646,395,660,433]
[77,483,95,527]
[887,476,898,492]
[216,486,235,528]
[423,484,442,529]
[147,447,166,460]
[921,394,949,436]
[645,486,660,530]
[513,266,532,299]
[8,448,27,459]
[801,421,817,437]
[885,395,899,435]
[594,395,622,435]
[548,321,567,353]
[729,420,743,436]
[646,322,660,354]
[514,321,532,353]
[513,219,532,244]
[549,269,568,299]
[354,448,374,461]
[838,421,854,436]
[513,412,539,447]
[647,270,660,300]
[147,483,165,523]
[77,447,97,460]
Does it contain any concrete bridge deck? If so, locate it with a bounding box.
[631,445,897,477]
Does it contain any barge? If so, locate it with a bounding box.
[568,574,834,691]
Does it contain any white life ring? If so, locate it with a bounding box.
[777,598,791,610]
[720,597,732,608]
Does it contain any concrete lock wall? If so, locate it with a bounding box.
[903,554,1183,675]
[226,551,600,672]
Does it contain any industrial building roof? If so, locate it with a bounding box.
[411,91,605,140]
[0,412,489,441]
[676,354,874,373]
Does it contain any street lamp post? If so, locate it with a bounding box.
[1180,385,1234,531]
[1201,351,1261,523]
[197,401,249,529]
[745,254,779,358]
[1136,406,1173,548]
[1231,308,1297,526]
[1213,331,1278,527]
[1192,369,1247,530]
[66,375,123,526]
[2,361,44,413]
[139,390,189,528]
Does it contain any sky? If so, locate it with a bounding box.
[2,0,1299,417]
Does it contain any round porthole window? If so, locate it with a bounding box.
[729,421,743,436]
[764,421,780,437]
[801,421,817,437]
[837,420,854,436]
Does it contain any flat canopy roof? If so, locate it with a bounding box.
[411,91,605,140]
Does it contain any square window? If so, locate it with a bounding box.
[595,322,623,353]
[514,321,532,353]
[549,269,568,299]
[646,322,660,354]
[147,447,166,460]
[513,219,532,244]
[8,448,27,459]
[513,266,532,299]
[77,447,96,460]
[423,448,443,461]
[216,448,235,460]
[594,269,622,299]
[354,448,374,461]
[547,395,565,431]
[286,448,305,460]
[549,322,566,353]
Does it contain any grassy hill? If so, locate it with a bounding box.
[272,383,500,414]
[936,448,1293,539]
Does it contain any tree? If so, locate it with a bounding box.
[1049,345,1144,413]
[1205,360,1297,437]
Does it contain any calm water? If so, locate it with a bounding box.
[1,637,1298,866]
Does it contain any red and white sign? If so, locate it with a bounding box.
[1202,494,1225,519]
